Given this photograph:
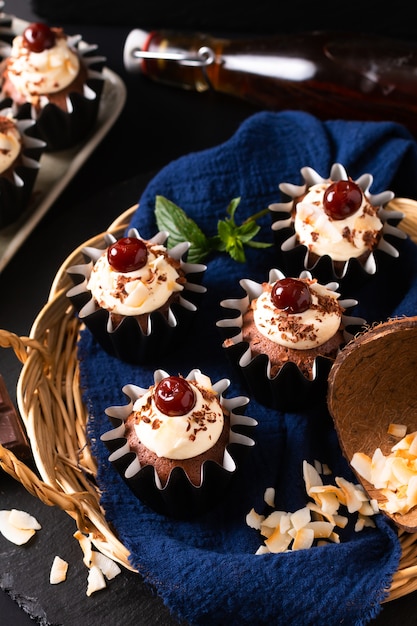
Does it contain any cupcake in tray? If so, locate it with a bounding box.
[67,228,207,364]
[101,368,257,518]
[0,21,106,151]
[0,107,45,229]
[269,163,405,291]
[217,268,365,411]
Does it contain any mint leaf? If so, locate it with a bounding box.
[228,238,246,263]
[235,220,261,243]
[155,196,211,263]
[215,198,272,262]
[226,196,241,220]
[216,218,235,250]
[245,240,273,249]
[154,195,272,264]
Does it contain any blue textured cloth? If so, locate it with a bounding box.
[78,111,417,625]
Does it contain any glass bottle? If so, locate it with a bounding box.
[124,29,417,134]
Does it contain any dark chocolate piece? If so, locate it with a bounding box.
[0,374,31,461]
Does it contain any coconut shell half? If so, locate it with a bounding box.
[327,316,417,532]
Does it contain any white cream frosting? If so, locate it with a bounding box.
[6,30,80,101]
[0,115,21,174]
[132,373,224,459]
[87,243,184,316]
[253,280,342,349]
[294,182,383,261]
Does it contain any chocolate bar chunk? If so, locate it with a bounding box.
[0,374,31,461]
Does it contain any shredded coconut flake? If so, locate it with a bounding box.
[352,430,417,515]
[74,530,121,595]
[247,459,377,554]
[50,556,69,584]
[0,509,41,545]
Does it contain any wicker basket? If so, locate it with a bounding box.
[2,200,417,595]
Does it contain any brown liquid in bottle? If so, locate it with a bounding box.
[125,30,417,135]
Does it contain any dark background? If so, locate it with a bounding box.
[31,0,417,40]
[1,1,417,624]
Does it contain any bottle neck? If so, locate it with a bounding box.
[135,30,218,92]
[125,29,417,133]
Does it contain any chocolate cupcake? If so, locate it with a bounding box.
[101,368,257,517]
[67,228,207,364]
[0,107,45,229]
[269,163,405,290]
[0,21,106,151]
[217,268,365,411]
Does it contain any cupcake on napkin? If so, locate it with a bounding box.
[67,228,207,364]
[217,268,365,410]
[101,368,257,518]
[0,21,106,151]
[269,163,405,291]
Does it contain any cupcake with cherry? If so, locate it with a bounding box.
[217,268,365,410]
[269,163,405,291]
[101,368,257,517]
[67,228,207,364]
[0,107,45,229]
[0,21,106,150]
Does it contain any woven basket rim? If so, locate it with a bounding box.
[1,198,417,597]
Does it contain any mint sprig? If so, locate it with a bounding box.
[155,195,272,264]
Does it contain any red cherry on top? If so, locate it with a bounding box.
[154,376,196,416]
[271,277,312,314]
[107,237,148,272]
[23,23,56,53]
[323,179,363,220]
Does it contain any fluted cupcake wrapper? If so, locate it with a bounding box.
[270,226,403,297]
[0,15,13,47]
[101,369,257,518]
[218,339,333,412]
[71,301,201,365]
[0,112,46,229]
[1,77,105,151]
[0,174,34,229]
[217,268,366,412]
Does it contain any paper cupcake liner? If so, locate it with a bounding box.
[269,163,405,295]
[101,369,257,518]
[0,14,13,47]
[76,301,201,364]
[67,229,207,365]
[217,268,366,411]
[271,227,404,297]
[1,78,104,151]
[0,33,106,151]
[219,340,334,412]
[0,112,46,229]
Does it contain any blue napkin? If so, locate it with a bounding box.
[78,111,417,625]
